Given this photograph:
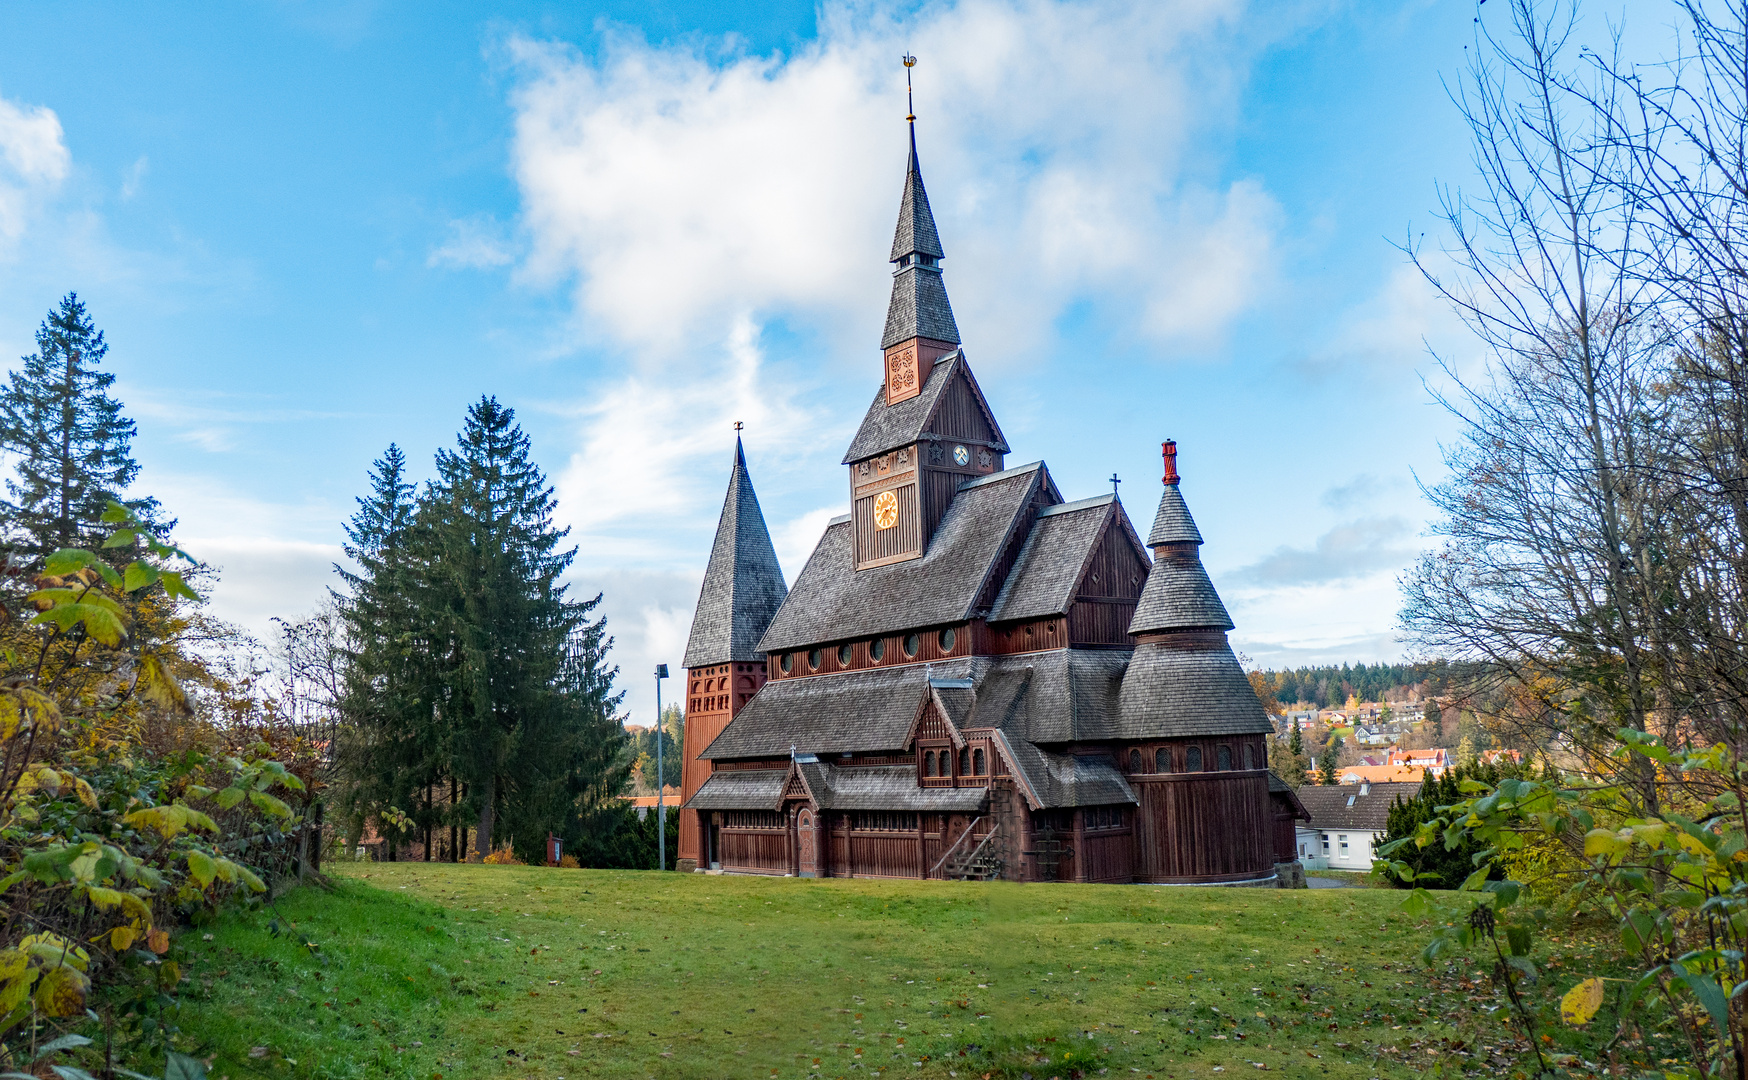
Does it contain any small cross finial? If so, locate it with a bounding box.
[1109,473,1120,496]
[903,54,917,122]
[734,420,743,432]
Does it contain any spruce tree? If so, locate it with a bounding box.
[423,397,625,861]
[0,294,154,559]
[333,445,436,852]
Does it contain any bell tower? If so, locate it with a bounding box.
[882,55,960,406]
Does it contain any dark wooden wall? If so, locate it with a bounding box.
[1129,771,1276,883]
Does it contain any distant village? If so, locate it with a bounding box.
[1252,661,1525,878]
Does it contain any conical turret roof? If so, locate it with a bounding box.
[1128,476,1231,634]
[882,125,960,349]
[890,128,946,262]
[682,438,789,668]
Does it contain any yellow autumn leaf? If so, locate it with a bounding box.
[0,950,32,1013]
[1561,977,1606,1025]
[33,964,88,1017]
[109,925,138,952]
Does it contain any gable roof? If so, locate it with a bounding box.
[1296,781,1423,832]
[682,439,790,668]
[843,352,1008,464]
[989,495,1146,623]
[756,462,1049,652]
[683,769,787,811]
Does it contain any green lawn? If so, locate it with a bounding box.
[159,863,1575,1080]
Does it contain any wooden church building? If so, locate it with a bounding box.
[675,117,1308,886]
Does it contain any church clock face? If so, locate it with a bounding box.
[952,444,970,466]
[873,490,900,530]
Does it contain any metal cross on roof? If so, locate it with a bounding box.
[734,420,743,432]
[904,54,917,122]
[1110,473,1120,496]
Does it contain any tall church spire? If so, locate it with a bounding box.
[881,56,960,406]
[682,433,789,668]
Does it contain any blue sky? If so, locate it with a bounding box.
[0,0,1513,724]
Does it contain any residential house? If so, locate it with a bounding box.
[1293,781,1423,871]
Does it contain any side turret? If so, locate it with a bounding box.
[677,435,788,870]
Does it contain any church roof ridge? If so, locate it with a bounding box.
[1037,492,1116,518]
[958,459,1043,490]
[681,436,790,668]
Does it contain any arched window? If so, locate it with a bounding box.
[1243,743,1255,770]
[1129,749,1143,773]
[959,747,971,775]
[1155,747,1172,773]
[1217,745,1232,770]
[1185,746,1203,771]
[923,751,936,777]
[973,748,986,776]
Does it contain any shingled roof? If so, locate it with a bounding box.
[684,769,787,811]
[1116,640,1274,738]
[757,463,1051,652]
[990,495,1146,623]
[682,439,789,669]
[798,762,987,812]
[842,352,1008,464]
[1296,781,1422,832]
[882,127,959,349]
[701,657,979,760]
[890,127,945,261]
[1146,484,1203,546]
[1128,478,1230,635]
[1127,553,1232,633]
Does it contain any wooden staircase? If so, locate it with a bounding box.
[943,828,1003,881]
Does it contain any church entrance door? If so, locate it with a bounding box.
[797,809,818,877]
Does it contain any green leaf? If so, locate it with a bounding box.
[1505,955,1537,981]
[101,529,137,549]
[41,549,96,576]
[122,562,160,593]
[99,501,134,524]
[158,571,200,602]
[1505,924,1532,957]
[247,790,291,818]
[185,850,216,889]
[1673,963,1729,1044]
[214,787,245,810]
[164,1051,208,1080]
[48,1066,100,1080]
[33,1034,93,1060]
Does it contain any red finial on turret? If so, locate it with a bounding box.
[1162,440,1179,486]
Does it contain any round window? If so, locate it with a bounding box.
[903,633,920,658]
[837,643,853,667]
[938,627,956,652]
[807,649,823,671]
[870,638,885,662]
[780,653,793,675]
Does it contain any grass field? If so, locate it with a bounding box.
[159,863,1599,1080]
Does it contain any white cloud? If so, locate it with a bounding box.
[120,156,148,202]
[0,95,70,247]
[503,0,1279,361]
[427,214,517,269]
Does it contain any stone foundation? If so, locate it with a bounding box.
[1274,861,1307,889]
[676,858,698,874]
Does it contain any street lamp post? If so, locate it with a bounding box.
[655,663,669,871]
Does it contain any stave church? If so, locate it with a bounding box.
[674,108,1308,886]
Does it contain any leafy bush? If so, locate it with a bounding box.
[0,505,310,1074]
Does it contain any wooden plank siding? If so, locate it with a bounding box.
[1129,771,1276,883]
